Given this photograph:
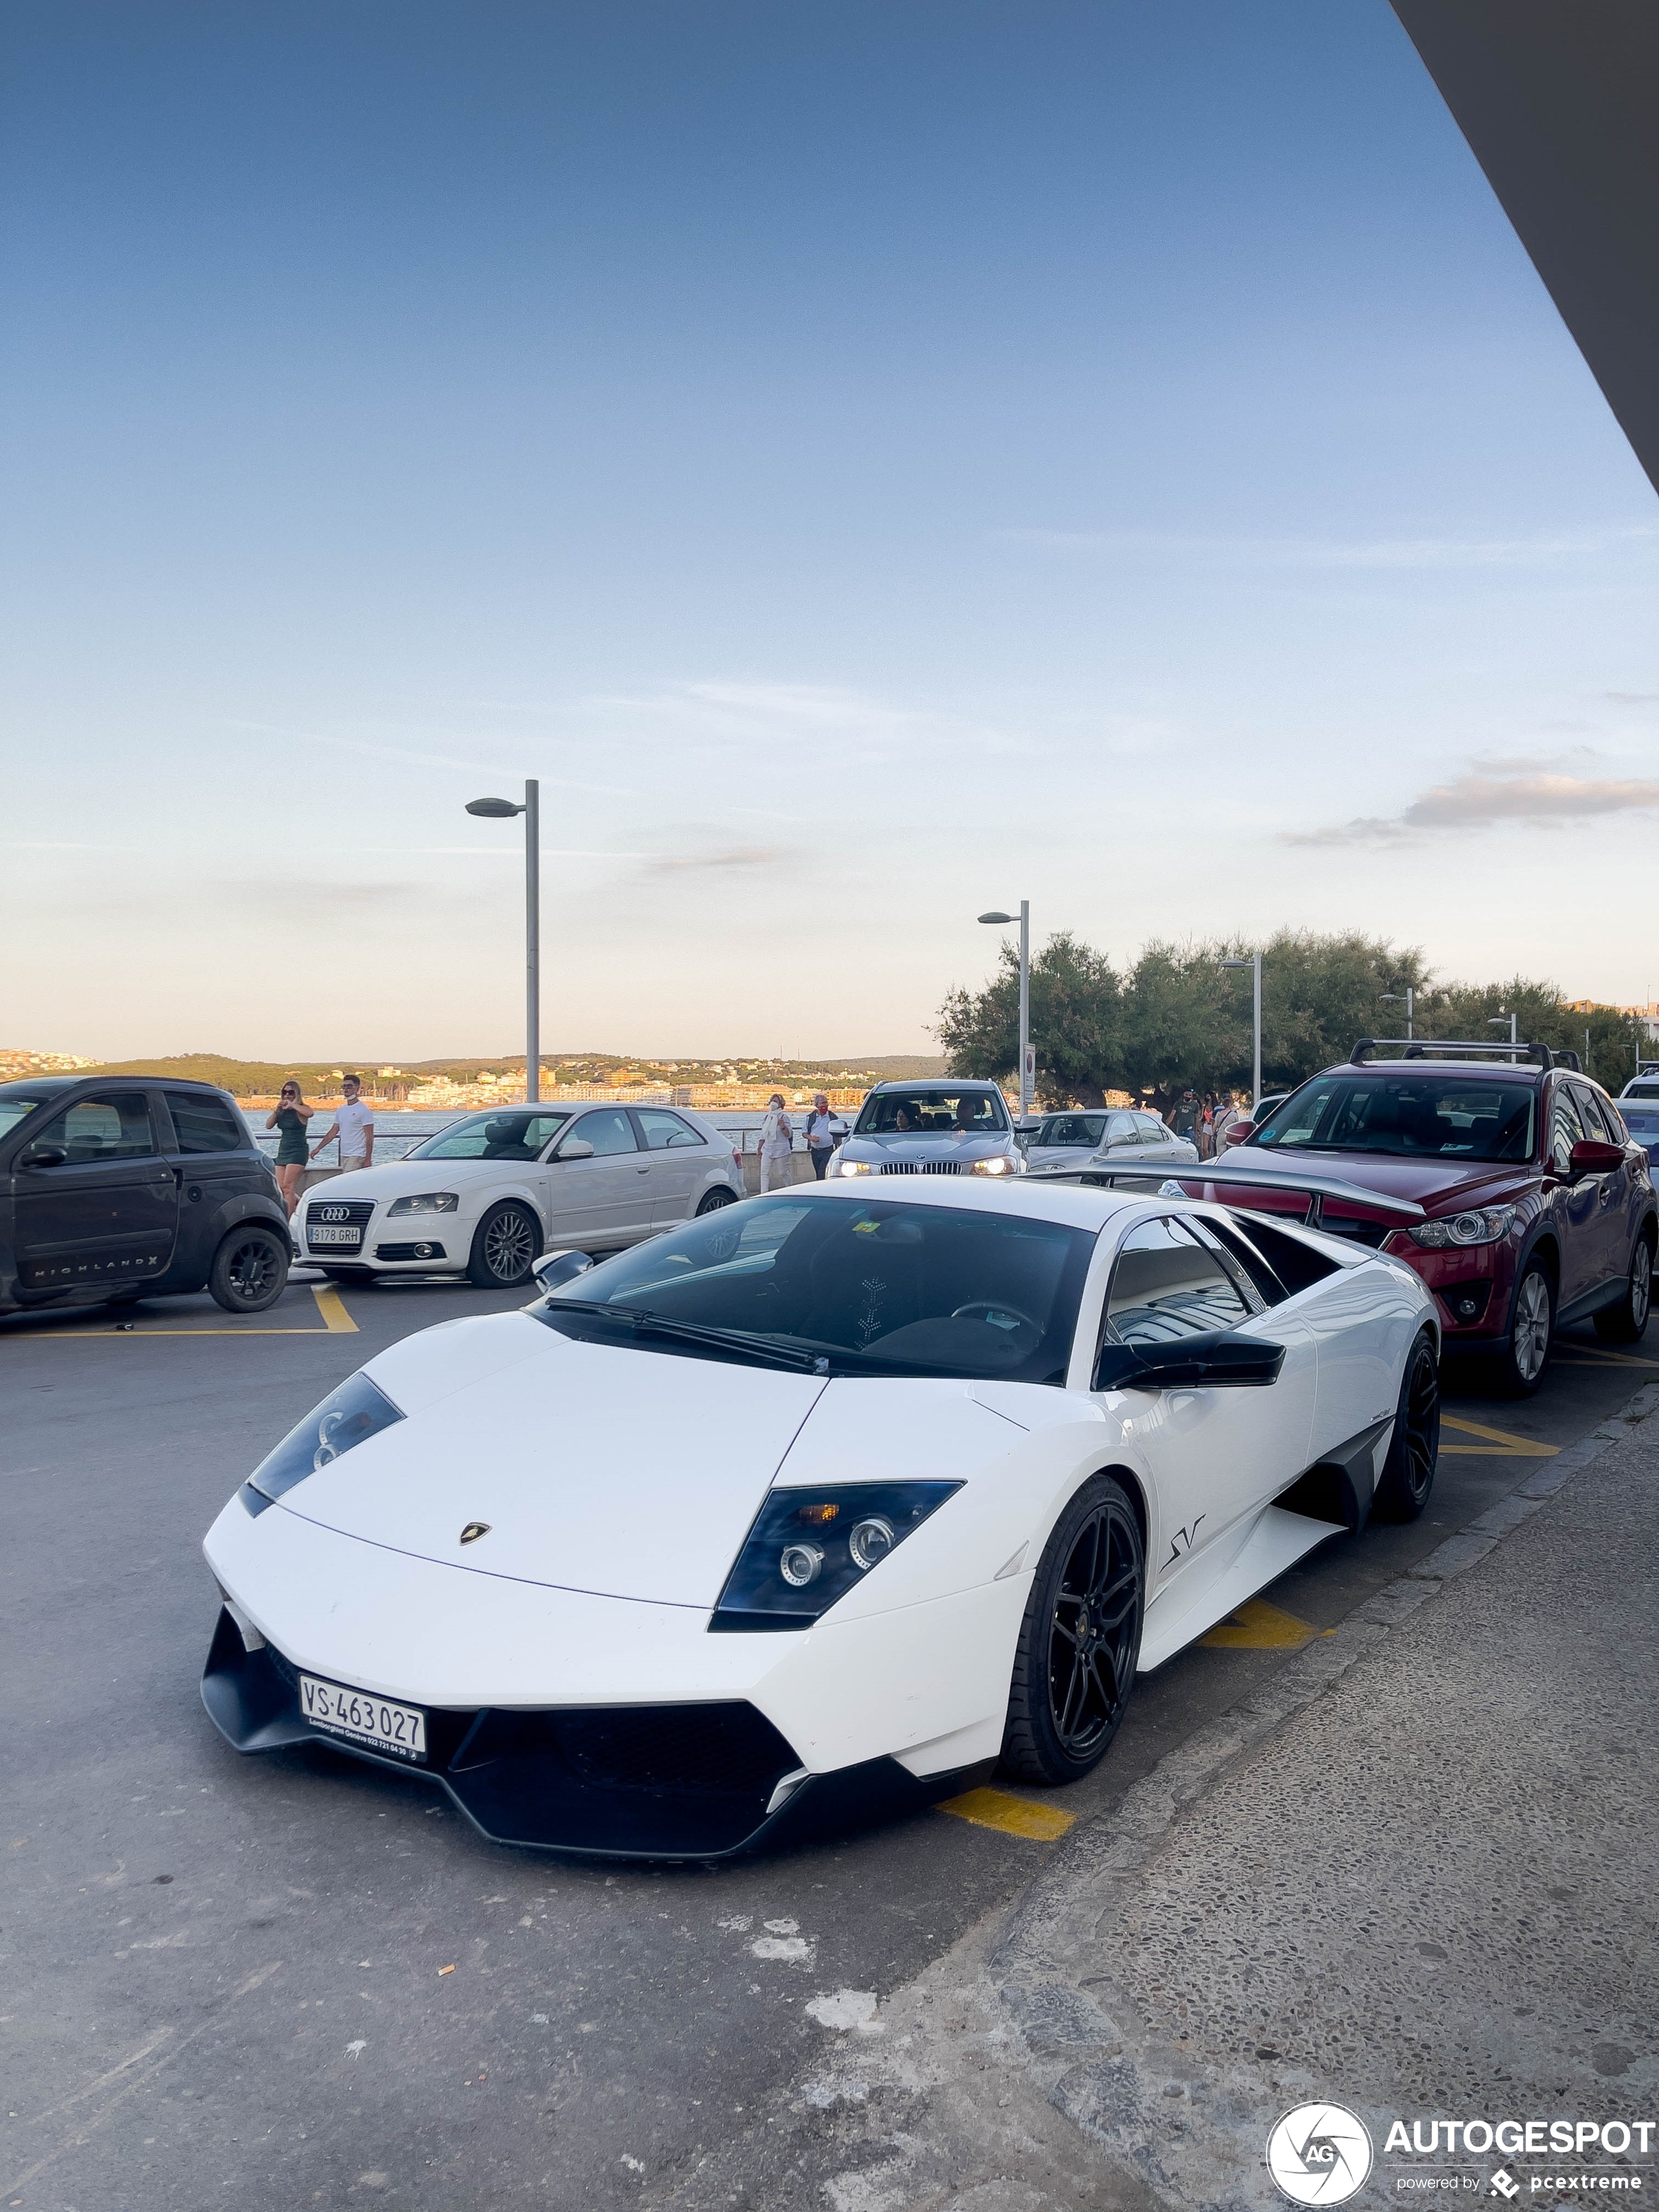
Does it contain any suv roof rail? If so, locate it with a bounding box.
[1349,1037,1554,1070]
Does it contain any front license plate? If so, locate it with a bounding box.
[308,1225,362,1247]
[299,1675,427,1763]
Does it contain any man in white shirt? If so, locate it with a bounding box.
[805,1093,836,1180]
[311,1074,376,1172]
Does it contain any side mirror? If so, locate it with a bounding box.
[1095,1331,1285,1392]
[1568,1138,1624,1179]
[531,1249,594,1292]
[1225,1121,1257,1146]
[22,1144,67,1168]
[555,1138,596,1162]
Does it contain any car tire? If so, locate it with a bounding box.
[208,1225,290,1314]
[467,1202,541,1289]
[1000,1473,1144,1787]
[1373,1328,1440,1521]
[696,1187,737,1215]
[1594,1232,1653,1343]
[1499,1258,1555,1396]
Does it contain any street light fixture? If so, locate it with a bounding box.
[1379,987,1414,1041]
[466,780,541,1102]
[1487,1010,1517,1065]
[978,902,1031,1119]
[1219,952,1263,1110]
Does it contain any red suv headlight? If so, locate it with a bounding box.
[1406,1205,1516,1250]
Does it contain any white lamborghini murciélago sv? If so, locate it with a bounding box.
[202,1173,1440,1859]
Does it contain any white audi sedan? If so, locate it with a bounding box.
[297,1104,743,1289]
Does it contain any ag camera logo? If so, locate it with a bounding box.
[1267,2103,1375,2205]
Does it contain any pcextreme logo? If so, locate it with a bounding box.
[1267,2104,1376,2205]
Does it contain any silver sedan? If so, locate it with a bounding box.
[1023,1108,1200,1178]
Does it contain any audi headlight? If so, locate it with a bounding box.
[709,1482,961,1631]
[240,1371,404,1515]
[387,1191,459,1216]
[833,1157,875,1176]
[1408,1205,1516,1250]
[970,1155,1020,1176]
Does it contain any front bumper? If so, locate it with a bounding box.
[1385,1234,1515,1341]
[201,1608,980,1859]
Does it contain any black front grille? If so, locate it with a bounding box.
[454,1702,798,1801]
[308,1200,374,1228]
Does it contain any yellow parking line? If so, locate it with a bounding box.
[311,1285,358,1333]
[935,1787,1076,1841]
[1199,1597,1321,1650]
[1553,1349,1659,1370]
[1440,1415,1558,1458]
[7,1284,355,1340]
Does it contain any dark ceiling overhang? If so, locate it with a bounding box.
[1389,0,1659,498]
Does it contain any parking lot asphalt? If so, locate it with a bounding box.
[3,1272,1654,2210]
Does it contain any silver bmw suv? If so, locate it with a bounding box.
[829,1080,1023,1181]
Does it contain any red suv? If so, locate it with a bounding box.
[1220,1042,1656,1394]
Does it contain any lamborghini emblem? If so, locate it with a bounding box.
[459,1522,491,1545]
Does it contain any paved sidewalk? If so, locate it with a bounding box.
[656,1384,1659,2211]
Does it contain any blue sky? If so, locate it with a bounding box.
[3,1,1656,1061]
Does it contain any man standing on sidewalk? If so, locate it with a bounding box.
[310,1074,375,1172]
[805,1093,836,1179]
[1171,1087,1200,1147]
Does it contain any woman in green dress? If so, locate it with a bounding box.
[266,1082,314,1217]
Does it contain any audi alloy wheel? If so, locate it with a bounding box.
[468,1202,541,1289]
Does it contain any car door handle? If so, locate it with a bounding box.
[636,1164,651,1174]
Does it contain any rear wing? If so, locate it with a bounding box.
[1350,1036,1554,1069]
[1037,1157,1425,1230]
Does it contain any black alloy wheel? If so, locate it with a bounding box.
[468,1202,541,1289]
[1373,1329,1440,1521]
[1001,1473,1144,1786]
[1499,1259,1555,1397]
[696,1186,737,1215]
[208,1226,290,1314]
[1594,1233,1654,1343]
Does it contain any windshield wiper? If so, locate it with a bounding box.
[536,1298,830,1375]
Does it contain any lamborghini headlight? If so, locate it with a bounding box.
[387,1191,459,1216]
[970,1155,1020,1176]
[833,1157,875,1176]
[709,1482,961,1631]
[240,1371,404,1515]
[1408,1206,1515,1250]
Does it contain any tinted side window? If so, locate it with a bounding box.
[164,1091,246,1153]
[635,1110,703,1151]
[29,1092,155,1162]
[1549,1083,1585,1174]
[1103,1217,1249,1349]
[1572,1086,1615,1144]
[566,1109,637,1157]
[1200,1215,1287,1307]
[1228,1214,1341,1296]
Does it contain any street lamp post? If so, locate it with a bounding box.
[1379,987,1414,1040]
[978,903,1031,1119]
[466,780,541,1103]
[1221,952,1263,1110]
[1488,1010,1517,1065]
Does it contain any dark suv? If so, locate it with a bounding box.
[1220,1042,1656,1394]
[0,1077,291,1321]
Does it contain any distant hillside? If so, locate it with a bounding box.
[67,1050,950,1097]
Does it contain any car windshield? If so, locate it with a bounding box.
[854,1090,1008,1137]
[1623,1083,1659,1101]
[537,1193,1093,1385]
[1033,1114,1108,1149]
[410,1108,572,1161]
[0,1095,50,1139]
[1250,1076,1536,1162]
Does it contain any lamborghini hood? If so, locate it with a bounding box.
[266,1319,827,1609]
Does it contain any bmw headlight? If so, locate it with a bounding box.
[709,1482,961,1631]
[833,1157,875,1176]
[240,1371,404,1515]
[387,1191,459,1216]
[1408,1206,1516,1250]
[970,1155,1020,1176]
